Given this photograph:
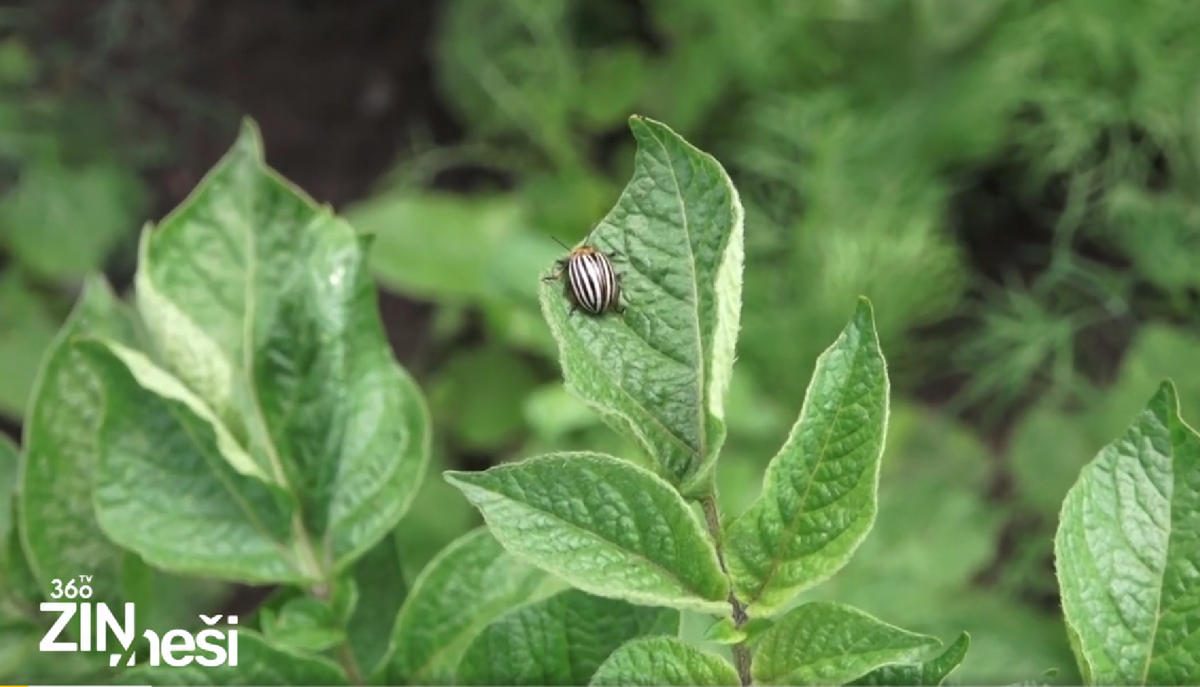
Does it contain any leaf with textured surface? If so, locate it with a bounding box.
[81,339,303,583]
[247,227,430,568]
[457,588,678,685]
[726,298,889,615]
[538,115,744,492]
[751,602,940,686]
[116,629,347,685]
[384,527,564,685]
[589,636,740,686]
[445,452,729,613]
[851,632,970,686]
[18,276,140,603]
[1055,381,1200,685]
[134,119,429,571]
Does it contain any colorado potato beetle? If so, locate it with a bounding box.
[544,234,625,316]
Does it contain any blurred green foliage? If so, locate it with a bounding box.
[0,23,154,417]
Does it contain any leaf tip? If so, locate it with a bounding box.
[1153,378,1178,407]
[79,273,118,304]
[627,114,677,142]
[854,295,875,322]
[234,117,266,159]
[441,469,478,493]
[849,296,880,347]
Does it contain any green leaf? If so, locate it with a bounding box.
[116,629,348,685]
[247,228,430,568]
[328,574,358,626]
[80,339,303,583]
[726,298,890,615]
[850,632,970,686]
[135,119,430,570]
[445,452,730,613]
[393,449,478,579]
[751,602,940,686]
[0,620,35,678]
[18,276,140,603]
[2,621,108,685]
[0,434,34,610]
[346,192,527,303]
[0,272,60,417]
[434,0,574,145]
[97,337,263,479]
[589,636,740,686]
[261,596,345,654]
[457,588,679,685]
[115,558,232,645]
[538,115,744,492]
[346,531,408,678]
[703,617,746,645]
[0,433,15,547]
[0,521,39,610]
[0,38,36,85]
[384,527,564,684]
[0,161,144,279]
[431,345,541,451]
[1055,381,1200,685]
[575,46,649,130]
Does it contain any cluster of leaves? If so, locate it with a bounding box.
[1,121,429,683]
[343,0,1200,647]
[2,114,1199,687]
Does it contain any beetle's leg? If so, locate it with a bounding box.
[542,260,566,282]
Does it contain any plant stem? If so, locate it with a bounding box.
[336,641,365,685]
[700,494,753,686]
[309,578,364,685]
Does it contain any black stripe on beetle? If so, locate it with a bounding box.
[543,244,626,316]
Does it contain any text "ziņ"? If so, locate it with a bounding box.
[39,575,239,667]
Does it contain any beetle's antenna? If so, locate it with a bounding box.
[583,221,602,243]
[548,235,572,251]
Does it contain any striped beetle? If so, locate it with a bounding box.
[543,232,626,317]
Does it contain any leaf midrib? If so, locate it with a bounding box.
[1137,405,1177,685]
[455,468,723,604]
[746,340,875,607]
[646,126,710,477]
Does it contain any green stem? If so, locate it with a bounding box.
[336,641,365,685]
[700,494,753,686]
[310,578,365,685]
